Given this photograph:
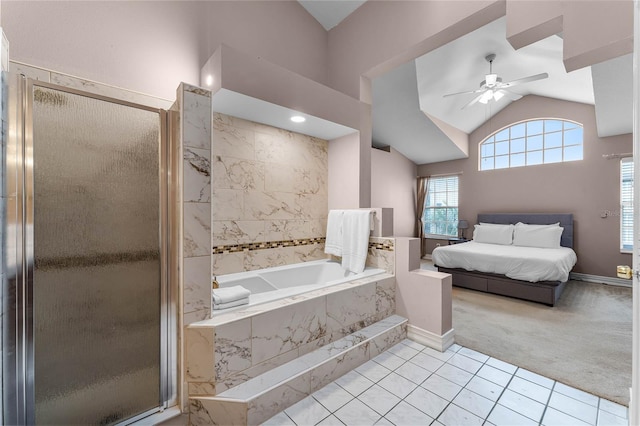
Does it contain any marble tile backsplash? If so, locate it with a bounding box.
[212,113,328,275]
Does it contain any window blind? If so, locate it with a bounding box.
[621,157,633,251]
[423,175,459,237]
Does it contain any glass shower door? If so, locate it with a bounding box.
[29,83,165,424]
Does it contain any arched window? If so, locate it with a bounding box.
[479,119,583,171]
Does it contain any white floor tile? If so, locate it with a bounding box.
[507,375,552,404]
[435,363,474,387]
[554,382,600,407]
[548,391,598,424]
[334,398,381,426]
[316,414,345,426]
[377,372,418,399]
[542,407,591,426]
[356,360,392,383]
[476,365,513,387]
[409,351,446,372]
[487,404,538,426]
[372,351,406,370]
[421,373,463,401]
[261,411,296,426]
[465,376,504,402]
[312,382,354,413]
[422,346,455,362]
[386,342,420,360]
[485,357,517,375]
[437,403,484,426]
[597,409,628,426]
[384,400,434,426]
[394,360,432,385]
[599,399,628,419]
[448,343,463,352]
[404,386,449,419]
[285,396,331,426]
[498,389,545,423]
[374,417,394,426]
[264,344,612,426]
[335,371,374,397]
[399,338,427,351]
[515,368,554,389]
[447,353,483,374]
[457,347,490,363]
[452,388,494,419]
[359,384,402,416]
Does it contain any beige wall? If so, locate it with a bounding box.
[371,147,418,237]
[211,113,328,276]
[417,95,633,278]
[328,133,361,210]
[1,1,328,100]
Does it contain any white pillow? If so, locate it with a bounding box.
[472,224,514,245]
[513,223,564,248]
[515,222,560,229]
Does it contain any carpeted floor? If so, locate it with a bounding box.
[452,280,632,406]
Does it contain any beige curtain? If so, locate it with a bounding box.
[416,177,429,258]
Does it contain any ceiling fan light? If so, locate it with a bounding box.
[485,74,498,87]
[479,90,494,104]
[493,90,505,101]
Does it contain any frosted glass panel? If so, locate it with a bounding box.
[32,86,161,425]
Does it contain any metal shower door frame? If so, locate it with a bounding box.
[2,73,177,424]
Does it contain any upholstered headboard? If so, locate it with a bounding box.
[477,213,574,248]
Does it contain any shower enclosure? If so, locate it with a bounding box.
[2,72,176,424]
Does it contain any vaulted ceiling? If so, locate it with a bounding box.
[301,2,632,166]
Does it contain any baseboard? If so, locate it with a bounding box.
[570,272,632,288]
[407,324,455,352]
[422,254,433,260]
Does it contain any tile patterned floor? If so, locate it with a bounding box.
[263,340,628,426]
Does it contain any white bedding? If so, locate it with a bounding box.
[432,241,577,282]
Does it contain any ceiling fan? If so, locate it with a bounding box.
[443,53,549,109]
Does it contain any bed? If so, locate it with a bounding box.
[433,213,576,306]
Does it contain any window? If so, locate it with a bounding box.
[480,119,583,171]
[423,175,458,237]
[621,158,633,252]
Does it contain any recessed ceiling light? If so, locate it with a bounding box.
[290,115,306,123]
[205,75,214,86]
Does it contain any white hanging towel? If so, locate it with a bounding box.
[341,210,371,273]
[325,210,344,256]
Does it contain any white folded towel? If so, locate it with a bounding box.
[212,285,251,304]
[213,297,249,310]
[324,210,344,256]
[341,210,371,273]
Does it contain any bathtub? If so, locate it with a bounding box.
[213,259,385,312]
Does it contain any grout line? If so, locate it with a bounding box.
[538,374,557,425]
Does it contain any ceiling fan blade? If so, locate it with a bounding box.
[500,89,523,101]
[461,92,486,110]
[500,72,549,88]
[443,87,484,98]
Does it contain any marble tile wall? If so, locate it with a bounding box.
[9,61,172,110]
[185,273,396,397]
[181,85,212,322]
[367,236,395,275]
[212,113,328,275]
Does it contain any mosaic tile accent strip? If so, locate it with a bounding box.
[370,239,394,251]
[212,238,395,255]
